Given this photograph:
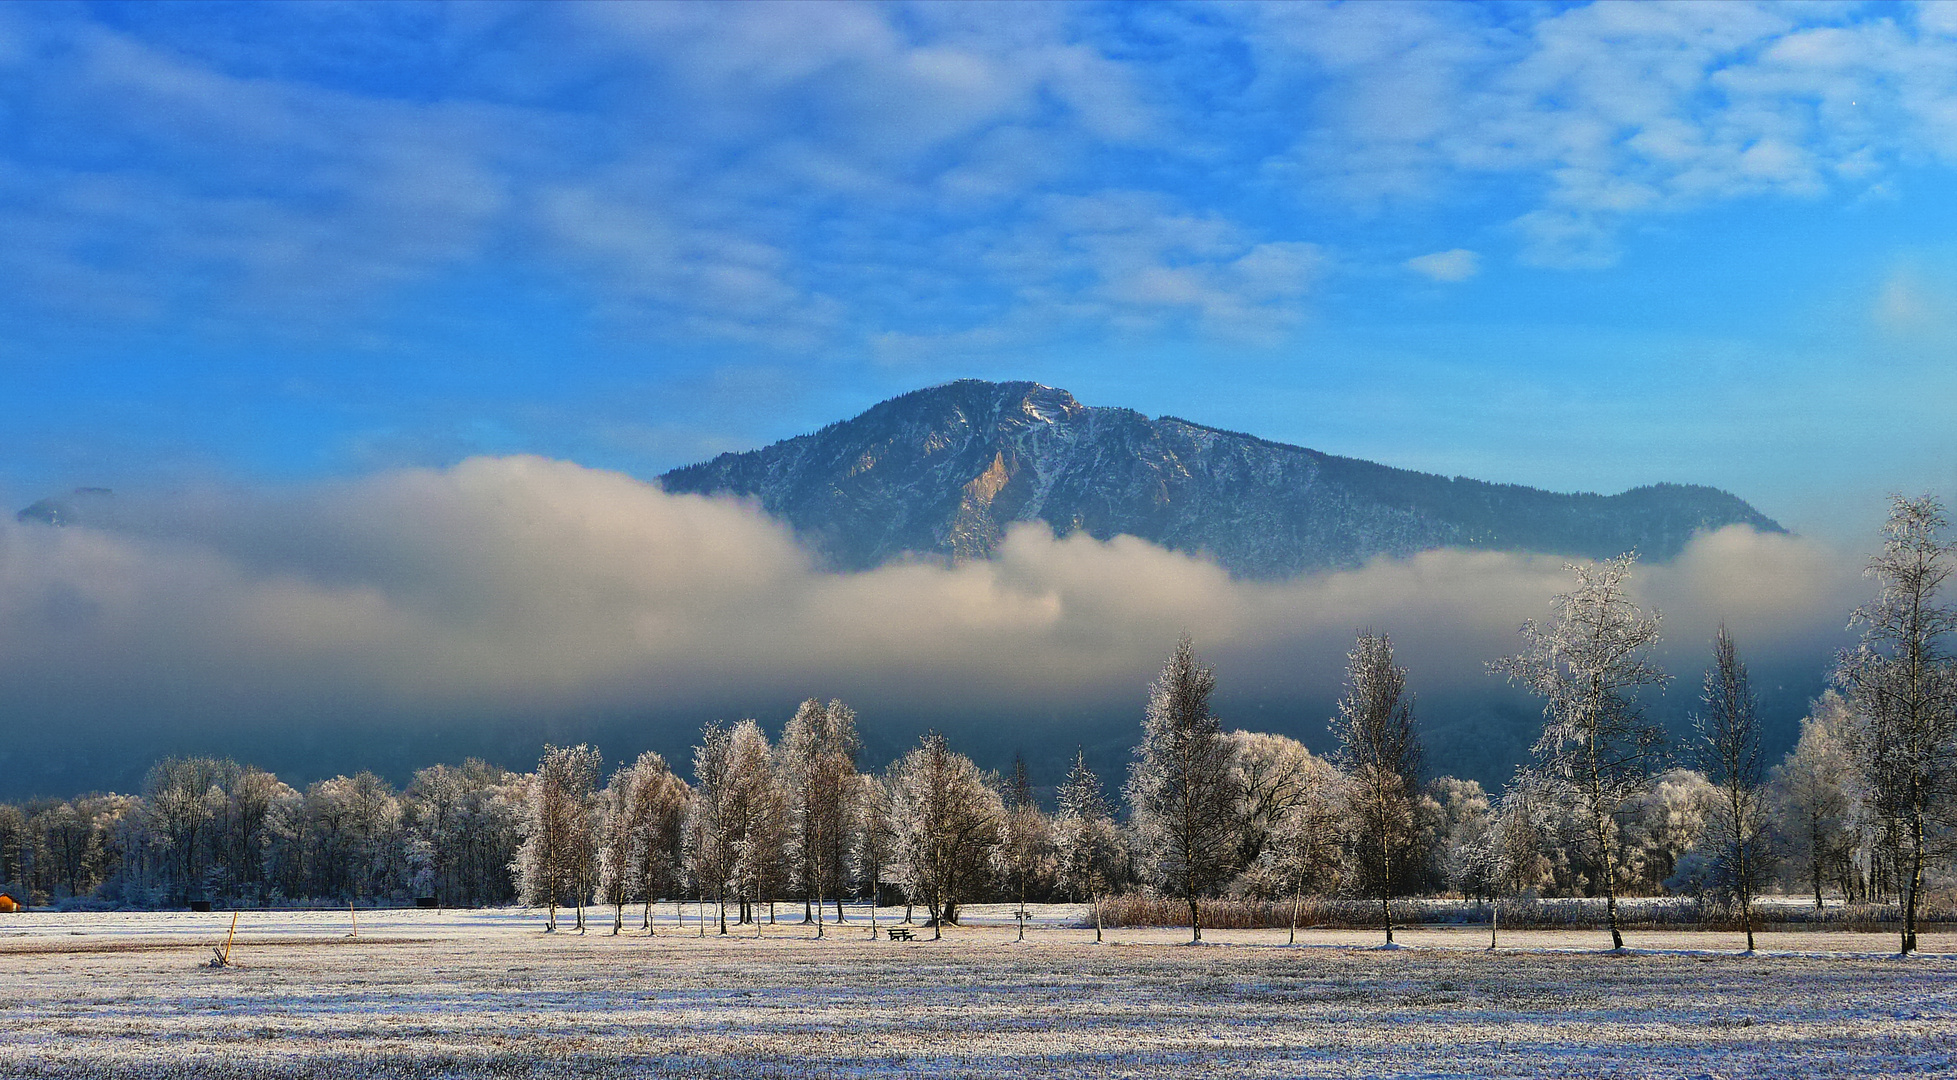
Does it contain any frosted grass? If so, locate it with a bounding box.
[3,907,1953,1078]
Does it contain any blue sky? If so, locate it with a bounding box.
[6,0,1957,540]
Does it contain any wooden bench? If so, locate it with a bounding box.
[885,927,916,941]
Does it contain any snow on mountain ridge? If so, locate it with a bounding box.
[659,380,1784,578]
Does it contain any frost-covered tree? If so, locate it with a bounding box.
[1693,626,1771,951]
[780,698,860,932]
[513,744,602,932]
[997,759,1054,939]
[35,801,99,900]
[1229,731,1332,872]
[852,772,897,936]
[305,772,405,903]
[407,761,512,907]
[688,722,737,934]
[596,767,634,935]
[1332,631,1425,945]
[1266,778,1346,946]
[1493,554,1670,950]
[1834,494,1957,955]
[1054,749,1123,942]
[1126,637,1239,943]
[724,720,788,933]
[890,731,1003,939]
[406,759,522,908]
[0,804,33,903]
[199,765,286,904]
[1623,768,1717,894]
[1475,769,1558,948]
[1770,692,1859,908]
[599,751,690,934]
[141,757,232,905]
[1430,777,1493,900]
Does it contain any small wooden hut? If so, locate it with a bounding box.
[0,893,24,913]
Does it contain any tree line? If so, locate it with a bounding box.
[1,496,1951,953]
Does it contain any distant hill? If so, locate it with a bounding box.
[15,487,114,527]
[660,380,1783,577]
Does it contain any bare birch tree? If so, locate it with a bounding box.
[1332,631,1425,945]
[1493,554,1669,951]
[1126,636,1239,943]
[1693,625,1770,951]
[1834,494,1957,955]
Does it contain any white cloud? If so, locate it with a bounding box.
[0,458,1862,738]
[977,192,1325,344]
[1248,1,1957,267]
[1405,248,1480,282]
[0,3,1170,352]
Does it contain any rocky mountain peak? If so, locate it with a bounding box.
[660,380,1784,577]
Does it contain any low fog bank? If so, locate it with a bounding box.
[0,456,1868,798]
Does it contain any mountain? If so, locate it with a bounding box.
[15,487,114,527]
[659,380,1783,578]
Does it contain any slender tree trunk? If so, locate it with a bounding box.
[1591,758,1625,951]
[1094,892,1103,944]
[1489,898,1499,950]
[1739,846,1755,953]
[613,902,622,936]
[1289,886,1300,946]
[835,896,845,923]
[1810,815,1824,910]
[1904,809,1925,956]
[1382,840,1394,945]
[1187,896,1201,944]
[1602,855,1623,950]
[933,889,943,940]
[870,870,879,938]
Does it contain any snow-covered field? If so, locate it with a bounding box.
[4,905,1953,1078]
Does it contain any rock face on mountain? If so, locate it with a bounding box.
[659,380,1783,578]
